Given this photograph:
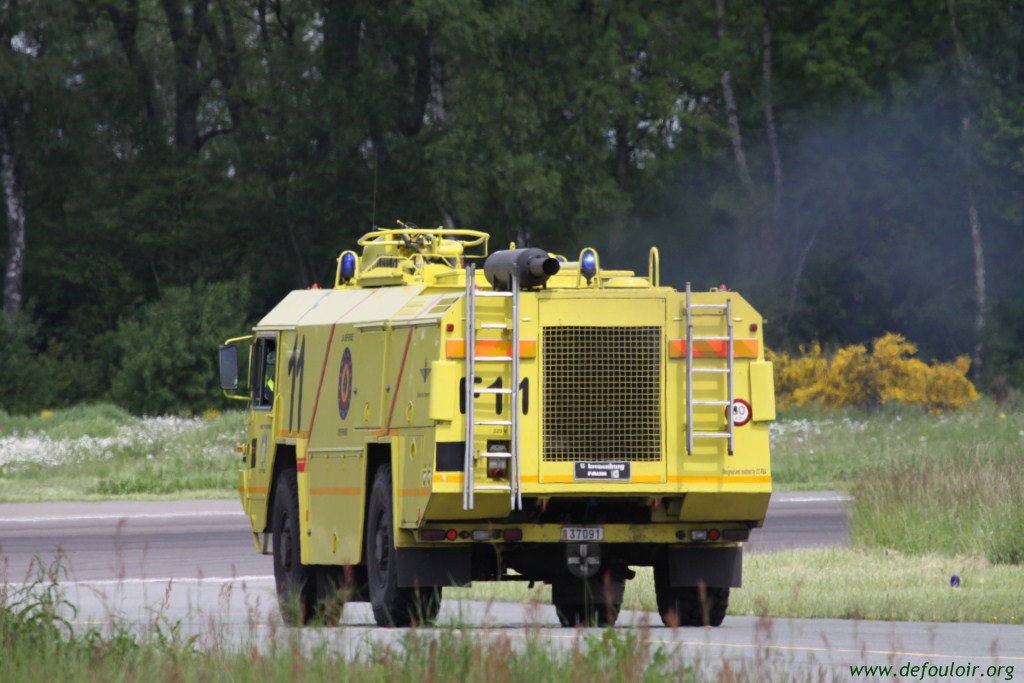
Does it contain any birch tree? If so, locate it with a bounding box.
[0,99,25,314]
[948,0,987,378]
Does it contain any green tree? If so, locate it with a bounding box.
[110,279,252,415]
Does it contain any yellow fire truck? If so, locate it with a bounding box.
[218,225,773,628]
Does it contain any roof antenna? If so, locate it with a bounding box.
[371,146,379,230]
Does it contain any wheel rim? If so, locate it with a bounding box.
[373,509,389,575]
[280,510,294,575]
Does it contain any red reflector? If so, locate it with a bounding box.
[420,529,446,541]
[445,529,458,541]
[749,323,758,332]
[502,529,523,542]
[708,529,721,541]
[446,323,455,332]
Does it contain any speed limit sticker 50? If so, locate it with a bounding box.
[727,398,752,426]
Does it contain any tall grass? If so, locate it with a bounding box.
[772,402,1024,565]
[850,443,1024,564]
[2,561,821,683]
[0,404,243,501]
[770,402,1024,490]
[449,547,1024,624]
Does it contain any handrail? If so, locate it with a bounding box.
[648,247,660,287]
[357,227,490,249]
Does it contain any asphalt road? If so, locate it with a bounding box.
[2,493,1021,680]
[0,491,850,585]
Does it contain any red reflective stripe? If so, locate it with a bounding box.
[446,339,537,358]
[385,326,415,433]
[668,339,759,358]
[306,289,377,438]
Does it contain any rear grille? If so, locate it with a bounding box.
[542,326,662,462]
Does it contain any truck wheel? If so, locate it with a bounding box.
[272,468,316,626]
[554,601,622,627]
[310,566,350,626]
[365,465,442,626]
[552,572,624,627]
[653,562,729,627]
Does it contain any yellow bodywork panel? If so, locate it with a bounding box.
[227,227,773,573]
[680,492,771,523]
[750,361,777,422]
[429,361,458,421]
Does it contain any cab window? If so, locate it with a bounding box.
[252,337,277,409]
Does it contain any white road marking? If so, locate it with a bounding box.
[771,493,852,503]
[0,511,246,524]
[61,575,274,587]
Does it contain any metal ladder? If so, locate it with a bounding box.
[685,282,735,455]
[463,263,523,511]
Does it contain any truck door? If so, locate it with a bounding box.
[243,334,279,530]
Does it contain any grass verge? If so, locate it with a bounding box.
[449,547,1024,624]
[850,439,1024,564]
[0,404,241,501]
[769,402,1024,491]
[2,560,791,683]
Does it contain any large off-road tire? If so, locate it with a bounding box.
[365,465,442,626]
[272,468,316,626]
[552,571,625,627]
[653,561,729,627]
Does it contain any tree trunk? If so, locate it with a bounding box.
[204,0,248,135]
[715,0,756,203]
[761,0,783,208]
[161,0,209,152]
[965,173,985,375]
[101,0,162,147]
[429,34,448,126]
[0,101,26,314]
[614,120,630,192]
[782,232,816,338]
[948,0,986,378]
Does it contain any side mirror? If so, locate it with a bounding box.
[218,344,239,390]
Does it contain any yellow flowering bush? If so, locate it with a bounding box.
[768,333,979,414]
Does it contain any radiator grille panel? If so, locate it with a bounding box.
[542,326,662,462]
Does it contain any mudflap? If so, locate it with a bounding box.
[667,546,742,588]
[397,546,472,588]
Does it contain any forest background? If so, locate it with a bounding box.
[1,0,1022,415]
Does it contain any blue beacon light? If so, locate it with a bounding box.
[340,252,357,282]
[581,250,597,284]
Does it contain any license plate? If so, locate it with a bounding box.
[560,527,604,542]
[573,461,631,481]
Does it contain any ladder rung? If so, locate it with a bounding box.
[693,368,730,374]
[693,432,731,438]
[477,291,513,298]
[482,453,513,459]
[690,303,729,310]
[479,323,508,329]
[476,388,513,395]
[475,420,512,426]
[475,356,512,362]
[690,336,731,341]
[474,485,512,491]
[693,400,730,406]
